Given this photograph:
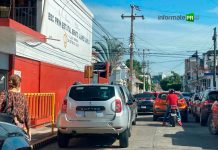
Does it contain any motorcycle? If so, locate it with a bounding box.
[168,105,178,127]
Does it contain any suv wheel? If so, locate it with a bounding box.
[119,129,129,148]
[57,131,70,148]
[195,115,200,122]
[208,115,218,135]
[153,114,158,121]
[200,112,207,126]
[182,110,188,122]
[132,115,136,125]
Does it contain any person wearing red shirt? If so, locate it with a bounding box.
[162,89,182,126]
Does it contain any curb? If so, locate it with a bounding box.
[31,134,57,150]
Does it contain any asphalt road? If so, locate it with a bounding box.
[39,114,218,150]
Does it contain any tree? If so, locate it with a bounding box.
[125,59,142,78]
[92,36,125,71]
[160,71,182,91]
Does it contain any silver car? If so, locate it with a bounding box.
[57,84,132,148]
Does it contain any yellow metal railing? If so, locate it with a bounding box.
[24,93,55,133]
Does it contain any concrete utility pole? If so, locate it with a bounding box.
[196,50,199,92]
[121,5,144,93]
[213,27,217,89]
[146,59,151,91]
[142,49,145,91]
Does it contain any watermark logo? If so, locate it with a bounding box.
[186,13,194,22]
[158,13,199,22]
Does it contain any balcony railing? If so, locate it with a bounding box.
[0,6,36,30]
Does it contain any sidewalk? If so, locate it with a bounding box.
[30,125,57,149]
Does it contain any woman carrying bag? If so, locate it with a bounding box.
[0,75,31,139]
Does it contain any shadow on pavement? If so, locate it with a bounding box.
[136,115,153,122]
[66,135,118,149]
[163,115,218,150]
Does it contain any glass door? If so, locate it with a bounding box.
[0,70,7,92]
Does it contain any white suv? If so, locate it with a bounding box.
[56,84,132,148]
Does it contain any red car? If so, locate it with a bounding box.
[195,90,218,126]
[153,92,188,122]
[208,101,218,135]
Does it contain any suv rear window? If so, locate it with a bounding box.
[158,93,183,100]
[69,86,115,101]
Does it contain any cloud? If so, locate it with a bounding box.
[87,4,216,75]
[208,7,218,14]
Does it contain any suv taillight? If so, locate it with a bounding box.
[115,99,122,113]
[61,99,68,113]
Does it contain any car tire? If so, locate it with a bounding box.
[182,110,188,123]
[195,115,200,123]
[57,131,70,148]
[132,116,136,125]
[119,129,129,148]
[208,115,218,135]
[153,114,158,121]
[200,113,207,126]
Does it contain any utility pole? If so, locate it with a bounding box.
[121,5,144,93]
[196,50,199,92]
[142,49,145,91]
[213,27,217,89]
[146,60,151,91]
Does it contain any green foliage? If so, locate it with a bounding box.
[160,71,182,91]
[125,59,142,78]
[92,36,125,70]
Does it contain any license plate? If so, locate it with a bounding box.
[141,106,146,109]
[170,113,177,116]
[76,106,105,111]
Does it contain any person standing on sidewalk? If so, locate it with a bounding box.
[0,75,31,139]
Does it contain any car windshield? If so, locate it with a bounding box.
[158,93,183,100]
[69,86,115,101]
[134,93,155,99]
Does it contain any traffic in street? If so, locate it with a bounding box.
[1,0,218,150]
[40,114,218,150]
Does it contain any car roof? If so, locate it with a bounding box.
[70,84,116,88]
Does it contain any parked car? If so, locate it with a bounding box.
[0,122,31,150]
[189,93,200,115]
[57,84,132,148]
[134,92,156,113]
[153,92,188,122]
[208,101,218,135]
[195,90,218,126]
[118,85,138,125]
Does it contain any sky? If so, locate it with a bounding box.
[82,0,218,75]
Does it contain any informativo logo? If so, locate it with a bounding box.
[158,13,199,22]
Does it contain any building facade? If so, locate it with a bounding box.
[0,0,108,118]
[184,50,218,92]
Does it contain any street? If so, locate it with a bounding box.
[39,114,218,150]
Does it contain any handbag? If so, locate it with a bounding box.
[0,91,15,124]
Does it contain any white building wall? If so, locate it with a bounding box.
[16,0,93,72]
